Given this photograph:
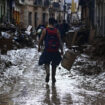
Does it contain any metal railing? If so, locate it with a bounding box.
[34,0,49,7]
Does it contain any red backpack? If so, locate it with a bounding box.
[45,27,60,52]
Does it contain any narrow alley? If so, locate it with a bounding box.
[0,0,105,105]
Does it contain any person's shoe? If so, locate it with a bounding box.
[45,74,49,83]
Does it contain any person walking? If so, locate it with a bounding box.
[38,18,63,83]
[59,20,70,42]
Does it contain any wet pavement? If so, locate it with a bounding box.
[0,48,105,105]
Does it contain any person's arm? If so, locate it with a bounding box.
[38,29,46,52]
[57,30,63,55]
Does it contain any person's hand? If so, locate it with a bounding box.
[61,50,63,55]
[38,47,41,52]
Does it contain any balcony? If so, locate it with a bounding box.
[52,2,60,9]
[16,0,25,5]
[44,0,50,7]
[34,0,49,7]
[34,0,43,6]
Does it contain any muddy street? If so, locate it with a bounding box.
[0,48,105,105]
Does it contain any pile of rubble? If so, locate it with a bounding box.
[85,37,105,58]
[0,23,36,54]
[84,37,105,70]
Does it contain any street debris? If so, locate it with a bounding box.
[86,37,105,58]
[0,23,36,54]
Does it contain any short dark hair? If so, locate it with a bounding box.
[49,18,55,25]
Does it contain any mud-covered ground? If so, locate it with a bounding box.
[0,48,105,105]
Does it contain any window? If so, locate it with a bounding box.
[0,5,2,22]
[42,13,46,25]
[34,12,37,28]
[28,12,32,25]
[42,13,46,24]
[1,5,2,16]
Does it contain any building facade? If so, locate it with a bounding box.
[0,0,50,29]
[94,0,105,36]
[0,0,7,22]
[79,0,105,36]
[49,0,66,22]
[0,0,20,24]
[17,0,50,29]
[0,0,68,29]
[79,0,96,28]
